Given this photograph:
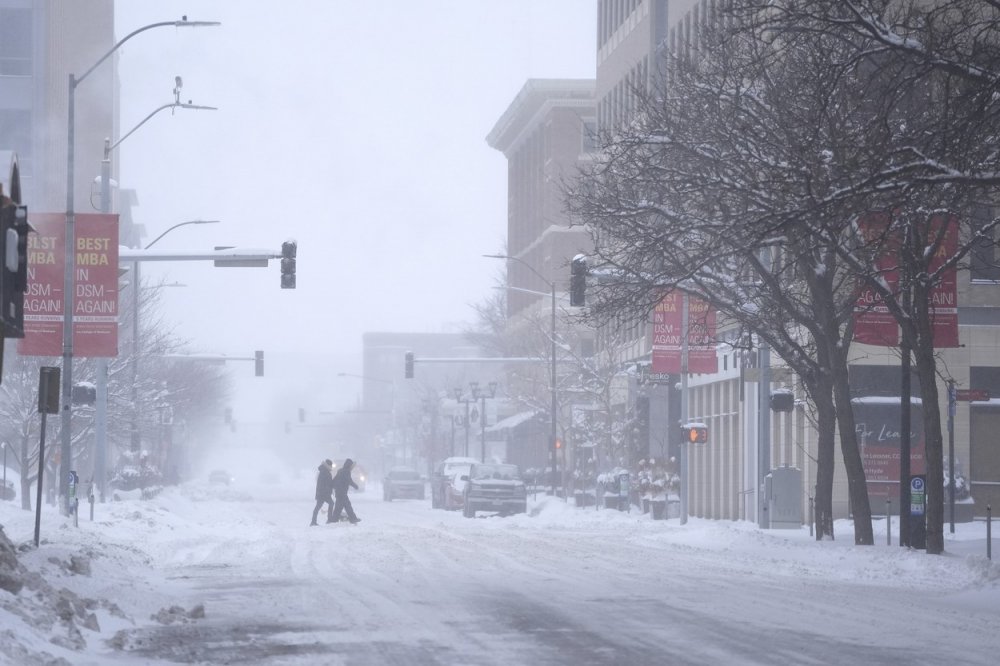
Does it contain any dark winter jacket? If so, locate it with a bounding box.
[332,463,358,496]
[315,462,334,501]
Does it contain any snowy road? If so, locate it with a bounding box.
[80,481,997,666]
[3,476,997,665]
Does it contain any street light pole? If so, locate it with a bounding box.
[94,87,216,501]
[61,17,220,514]
[132,221,220,454]
[485,254,559,496]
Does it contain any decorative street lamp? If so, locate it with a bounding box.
[61,16,220,514]
[453,384,480,458]
[484,253,559,495]
[478,381,499,463]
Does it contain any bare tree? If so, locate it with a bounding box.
[728,0,1000,557]
[567,9,909,541]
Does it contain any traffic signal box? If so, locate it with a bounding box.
[770,391,794,412]
[0,203,29,337]
[570,255,587,307]
[682,424,708,444]
[280,241,296,289]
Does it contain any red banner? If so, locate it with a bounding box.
[928,213,959,348]
[853,212,899,346]
[651,291,717,374]
[18,213,119,357]
[853,212,960,348]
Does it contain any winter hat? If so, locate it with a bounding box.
[344,458,354,467]
[324,459,333,466]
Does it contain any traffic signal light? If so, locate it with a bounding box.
[570,255,587,307]
[404,351,414,379]
[280,240,296,289]
[0,203,29,337]
[770,391,794,412]
[255,350,264,377]
[681,423,708,444]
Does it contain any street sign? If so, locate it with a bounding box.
[955,388,991,401]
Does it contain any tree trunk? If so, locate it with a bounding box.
[812,379,837,540]
[19,432,30,511]
[832,356,874,545]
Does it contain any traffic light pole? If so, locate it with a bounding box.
[680,293,689,525]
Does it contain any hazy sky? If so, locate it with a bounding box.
[111,2,596,419]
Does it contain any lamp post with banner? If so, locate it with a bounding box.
[60,16,220,514]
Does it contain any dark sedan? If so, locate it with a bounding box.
[383,466,426,501]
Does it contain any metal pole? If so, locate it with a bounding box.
[900,332,911,547]
[680,293,689,525]
[887,498,892,546]
[60,74,79,516]
[94,140,111,502]
[987,504,992,560]
[464,399,470,457]
[550,281,558,497]
[757,336,771,529]
[480,394,487,463]
[34,413,48,547]
[132,258,141,452]
[947,380,956,534]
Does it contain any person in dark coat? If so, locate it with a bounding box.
[330,458,360,523]
[310,459,335,526]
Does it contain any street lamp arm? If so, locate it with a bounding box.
[75,19,221,89]
[483,253,553,289]
[144,220,220,249]
[107,102,218,157]
[337,372,393,385]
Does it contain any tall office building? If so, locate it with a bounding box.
[0,1,117,212]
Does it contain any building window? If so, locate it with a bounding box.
[0,9,32,76]
[0,109,31,175]
[970,204,1000,281]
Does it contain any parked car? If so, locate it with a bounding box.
[1,480,15,501]
[208,469,232,486]
[383,466,425,501]
[431,457,479,510]
[462,462,527,518]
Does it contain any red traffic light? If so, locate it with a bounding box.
[682,424,708,444]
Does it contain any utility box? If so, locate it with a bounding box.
[764,465,802,529]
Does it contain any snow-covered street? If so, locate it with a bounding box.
[1,458,998,665]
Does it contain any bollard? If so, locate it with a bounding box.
[988,505,992,561]
[886,499,892,546]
